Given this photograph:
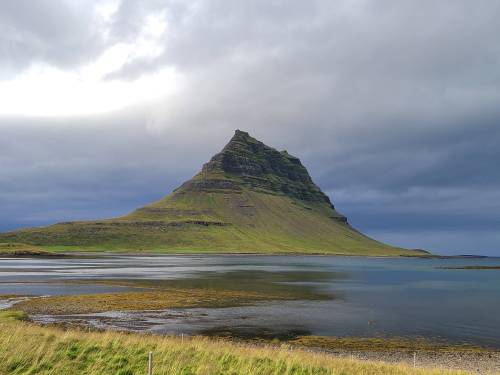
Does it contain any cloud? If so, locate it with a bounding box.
[0,1,108,75]
[0,0,499,255]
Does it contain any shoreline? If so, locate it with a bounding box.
[305,346,500,374]
[226,335,500,374]
[11,250,495,259]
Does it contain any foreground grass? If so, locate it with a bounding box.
[0,319,469,375]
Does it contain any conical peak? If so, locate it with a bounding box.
[224,130,295,161]
[222,130,258,151]
[193,131,334,205]
[205,130,298,174]
[233,129,250,139]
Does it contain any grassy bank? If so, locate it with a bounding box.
[0,243,59,257]
[0,318,469,375]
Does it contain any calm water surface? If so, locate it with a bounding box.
[1,255,499,347]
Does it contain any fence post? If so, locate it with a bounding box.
[413,352,416,368]
[148,351,153,375]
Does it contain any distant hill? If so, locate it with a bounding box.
[0,130,427,256]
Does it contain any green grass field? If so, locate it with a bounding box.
[0,316,467,375]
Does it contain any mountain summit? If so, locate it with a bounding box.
[179,130,343,219]
[0,131,425,256]
[197,130,336,205]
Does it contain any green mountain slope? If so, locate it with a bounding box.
[0,130,427,256]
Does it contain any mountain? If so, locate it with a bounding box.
[0,130,426,256]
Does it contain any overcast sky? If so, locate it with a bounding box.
[1,0,499,255]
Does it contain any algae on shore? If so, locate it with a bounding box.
[15,288,301,315]
[14,269,334,316]
[288,336,495,353]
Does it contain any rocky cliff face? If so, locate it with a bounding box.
[182,130,336,207]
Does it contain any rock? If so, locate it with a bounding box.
[188,130,339,209]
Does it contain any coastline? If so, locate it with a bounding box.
[303,346,499,374]
[21,250,498,261]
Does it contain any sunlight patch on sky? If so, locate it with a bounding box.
[0,3,174,117]
[0,64,181,117]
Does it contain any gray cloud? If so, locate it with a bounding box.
[1,0,500,255]
[0,1,108,75]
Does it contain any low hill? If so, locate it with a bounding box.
[0,130,427,256]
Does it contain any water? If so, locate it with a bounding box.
[1,255,500,347]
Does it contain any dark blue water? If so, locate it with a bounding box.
[1,255,499,347]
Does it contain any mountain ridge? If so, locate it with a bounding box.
[0,130,427,256]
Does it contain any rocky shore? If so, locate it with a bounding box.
[324,348,500,374]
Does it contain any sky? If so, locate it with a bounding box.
[1,0,499,256]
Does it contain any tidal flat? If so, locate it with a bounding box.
[14,288,307,315]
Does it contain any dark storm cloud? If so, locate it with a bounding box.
[1,0,500,254]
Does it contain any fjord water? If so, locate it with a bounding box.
[1,255,500,347]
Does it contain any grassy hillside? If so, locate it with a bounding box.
[0,189,420,255]
[0,318,466,375]
[0,131,427,256]
[0,243,58,257]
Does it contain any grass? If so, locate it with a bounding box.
[0,318,469,375]
[0,190,427,257]
[0,310,28,322]
[0,243,59,257]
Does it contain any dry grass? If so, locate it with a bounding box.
[0,243,57,257]
[0,319,471,375]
